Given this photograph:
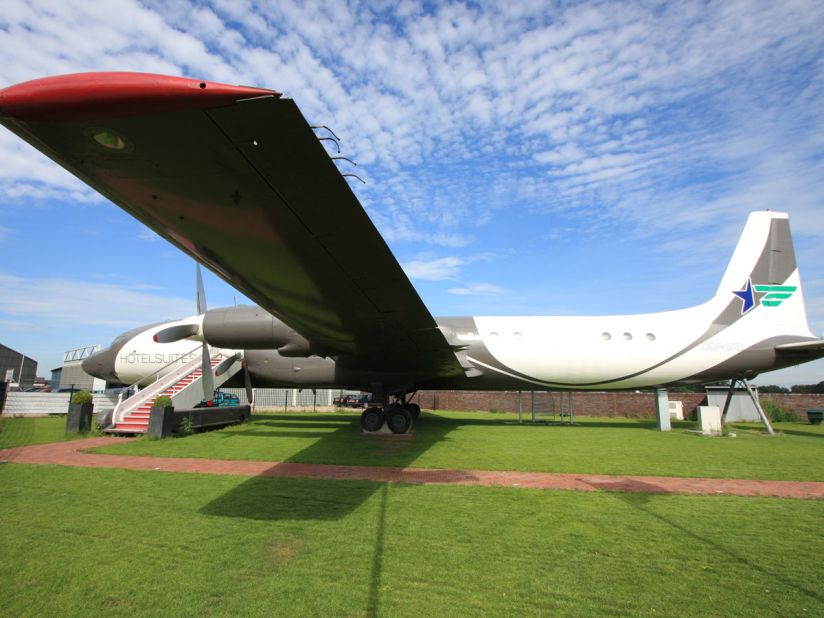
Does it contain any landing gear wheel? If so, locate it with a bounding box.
[387,406,413,434]
[403,403,421,420]
[361,407,385,432]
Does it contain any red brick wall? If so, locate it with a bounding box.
[761,393,824,419]
[415,390,824,420]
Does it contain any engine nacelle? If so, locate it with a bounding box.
[244,349,338,386]
[203,305,313,352]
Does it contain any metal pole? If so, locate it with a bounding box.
[569,392,575,425]
[655,388,671,431]
[721,379,737,423]
[742,379,775,436]
[517,391,522,423]
[531,391,536,423]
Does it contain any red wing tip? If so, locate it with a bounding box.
[0,72,281,121]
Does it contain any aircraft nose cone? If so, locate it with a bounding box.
[81,347,120,383]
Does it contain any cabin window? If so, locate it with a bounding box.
[646,333,656,341]
[512,332,523,340]
[601,332,612,341]
[623,332,633,341]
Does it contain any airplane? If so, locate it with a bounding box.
[2,72,823,434]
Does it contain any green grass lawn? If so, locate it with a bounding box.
[1,463,822,617]
[0,415,96,450]
[85,410,824,481]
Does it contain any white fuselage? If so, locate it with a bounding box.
[105,269,813,390]
[462,269,811,389]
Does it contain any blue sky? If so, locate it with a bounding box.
[1,0,823,385]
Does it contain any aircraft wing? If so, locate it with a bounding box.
[0,73,464,378]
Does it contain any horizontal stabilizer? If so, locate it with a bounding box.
[775,339,824,363]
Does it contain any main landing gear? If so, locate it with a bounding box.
[360,393,420,435]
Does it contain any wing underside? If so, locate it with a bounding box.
[0,72,463,378]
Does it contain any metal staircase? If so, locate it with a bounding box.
[106,350,240,434]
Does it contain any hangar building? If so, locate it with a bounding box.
[0,343,37,389]
[52,345,106,391]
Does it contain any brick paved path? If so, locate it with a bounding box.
[2,437,823,499]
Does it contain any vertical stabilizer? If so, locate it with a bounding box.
[715,211,812,335]
[717,211,796,293]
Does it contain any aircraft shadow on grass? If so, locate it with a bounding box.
[762,427,824,440]
[199,411,461,522]
[198,412,435,614]
[194,412,406,616]
[198,412,670,522]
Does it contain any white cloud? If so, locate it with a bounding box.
[0,318,37,332]
[447,283,505,296]
[402,256,465,281]
[402,250,498,282]
[137,229,162,243]
[0,273,193,329]
[3,0,822,249]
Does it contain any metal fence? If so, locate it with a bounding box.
[221,387,335,410]
[517,391,574,424]
[1,388,338,416]
[2,392,119,416]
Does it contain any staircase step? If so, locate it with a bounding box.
[113,423,148,431]
[118,418,149,425]
[105,426,146,434]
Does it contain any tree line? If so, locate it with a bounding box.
[671,381,824,394]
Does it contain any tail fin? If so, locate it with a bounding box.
[715,211,812,335]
